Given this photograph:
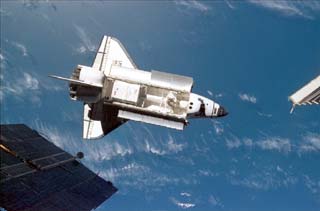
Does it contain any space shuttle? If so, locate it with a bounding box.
[50,36,228,139]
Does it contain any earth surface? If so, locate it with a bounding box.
[1,1,320,210]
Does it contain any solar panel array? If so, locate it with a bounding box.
[0,124,117,211]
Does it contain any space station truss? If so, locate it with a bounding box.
[289,75,320,112]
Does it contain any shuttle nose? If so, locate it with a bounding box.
[217,106,228,117]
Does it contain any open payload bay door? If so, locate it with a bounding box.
[83,103,126,139]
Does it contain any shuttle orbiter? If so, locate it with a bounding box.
[51,36,228,139]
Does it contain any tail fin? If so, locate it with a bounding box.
[49,75,103,88]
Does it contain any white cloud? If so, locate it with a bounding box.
[171,197,195,209]
[181,192,191,197]
[76,46,87,54]
[276,165,283,173]
[208,195,223,207]
[12,42,28,56]
[299,133,320,152]
[222,131,291,153]
[225,134,242,149]
[239,93,257,104]
[303,175,320,195]
[175,0,210,12]
[34,122,75,150]
[304,133,320,149]
[167,133,185,153]
[33,121,133,162]
[198,169,218,177]
[18,72,39,91]
[233,178,267,190]
[134,125,186,155]
[0,53,4,61]
[0,48,47,105]
[257,111,272,118]
[211,120,224,135]
[2,72,39,97]
[0,8,12,17]
[0,51,39,100]
[1,67,63,102]
[0,90,4,102]
[99,162,149,184]
[35,122,186,169]
[247,0,320,19]
[0,53,6,79]
[299,145,315,153]
[243,138,253,147]
[225,0,235,10]
[225,132,320,155]
[230,165,298,191]
[88,141,134,162]
[207,90,223,98]
[74,24,96,53]
[215,93,223,98]
[22,72,39,90]
[256,137,291,153]
[226,138,242,149]
[99,163,188,191]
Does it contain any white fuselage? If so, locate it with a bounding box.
[51,35,228,139]
[71,64,227,124]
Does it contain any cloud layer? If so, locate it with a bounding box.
[171,197,196,209]
[174,0,210,12]
[12,41,28,56]
[247,0,320,19]
[74,24,96,53]
[1,72,40,102]
[238,93,257,104]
